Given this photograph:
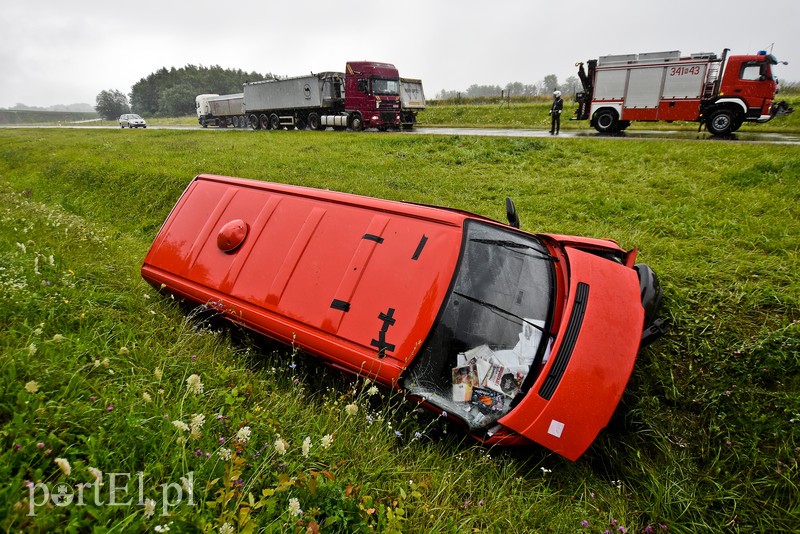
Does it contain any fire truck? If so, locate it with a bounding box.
[574,49,791,135]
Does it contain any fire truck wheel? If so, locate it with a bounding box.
[594,109,619,133]
[706,109,734,135]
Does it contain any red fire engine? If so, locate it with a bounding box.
[574,49,791,135]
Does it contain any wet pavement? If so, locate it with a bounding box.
[4,124,799,145]
[410,127,800,145]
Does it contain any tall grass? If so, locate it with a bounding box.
[0,128,797,532]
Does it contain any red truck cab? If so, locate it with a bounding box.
[344,61,401,130]
[716,51,780,123]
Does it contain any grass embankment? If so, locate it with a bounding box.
[0,129,798,532]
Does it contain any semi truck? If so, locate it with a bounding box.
[573,49,791,135]
[196,93,244,128]
[399,77,426,129]
[195,61,402,131]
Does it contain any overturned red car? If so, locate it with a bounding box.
[142,174,665,461]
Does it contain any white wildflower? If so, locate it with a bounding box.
[142,391,152,402]
[219,523,235,534]
[302,437,312,458]
[28,343,37,356]
[367,385,379,396]
[24,380,40,394]
[180,476,193,497]
[274,436,288,455]
[321,434,333,449]
[218,448,232,461]
[54,457,71,476]
[52,333,65,343]
[236,426,251,443]
[288,497,302,516]
[87,467,103,485]
[154,368,163,381]
[345,403,358,416]
[144,498,156,518]
[172,420,190,432]
[186,374,203,395]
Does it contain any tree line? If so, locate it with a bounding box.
[95,65,273,120]
[436,74,582,100]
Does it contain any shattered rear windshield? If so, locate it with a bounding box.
[402,220,554,430]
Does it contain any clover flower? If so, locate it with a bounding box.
[320,434,333,449]
[24,380,40,394]
[345,403,358,416]
[218,448,232,461]
[219,523,235,534]
[367,385,379,396]
[302,437,311,458]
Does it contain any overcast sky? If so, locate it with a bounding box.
[2,0,798,108]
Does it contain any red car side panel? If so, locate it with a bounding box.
[499,247,644,460]
[142,175,463,386]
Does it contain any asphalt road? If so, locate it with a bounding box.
[4,124,799,144]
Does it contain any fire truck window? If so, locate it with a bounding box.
[740,63,763,81]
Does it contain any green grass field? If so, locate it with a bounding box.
[0,128,798,532]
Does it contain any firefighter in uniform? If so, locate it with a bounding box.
[549,90,563,135]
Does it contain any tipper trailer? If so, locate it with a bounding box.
[574,49,792,135]
[399,77,426,129]
[196,93,244,128]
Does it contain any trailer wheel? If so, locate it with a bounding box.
[706,109,734,135]
[269,114,280,130]
[248,114,260,130]
[350,113,363,131]
[593,109,619,133]
[259,114,269,130]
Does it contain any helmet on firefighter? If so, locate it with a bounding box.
[553,90,562,98]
